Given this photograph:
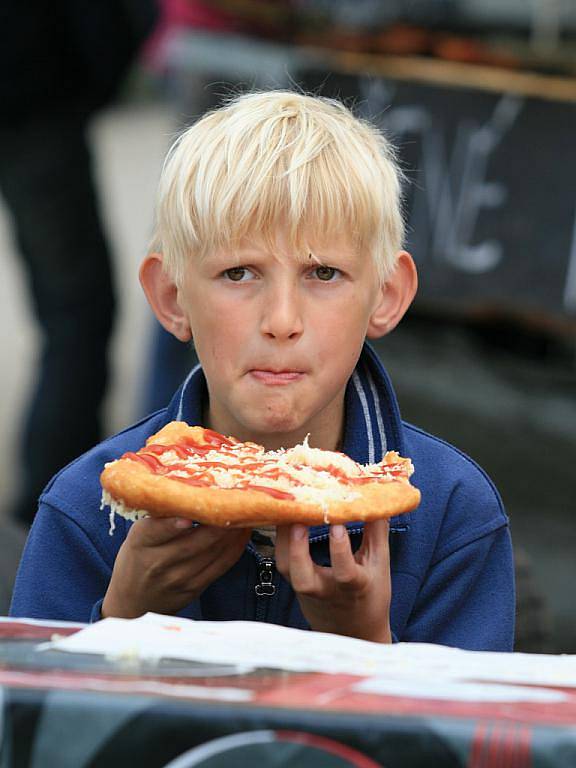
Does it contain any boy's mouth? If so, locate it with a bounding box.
[249,369,304,385]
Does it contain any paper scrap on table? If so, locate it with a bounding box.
[47,613,576,695]
[0,616,85,629]
[354,677,568,703]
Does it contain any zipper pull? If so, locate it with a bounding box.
[255,559,276,597]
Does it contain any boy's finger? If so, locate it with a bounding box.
[359,519,390,564]
[274,525,291,578]
[329,524,361,587]
[130,516,196,547]
[286,525,318,593]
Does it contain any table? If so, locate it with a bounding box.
[1,618,575,767]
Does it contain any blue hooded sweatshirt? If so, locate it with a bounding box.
[10,345,515,650]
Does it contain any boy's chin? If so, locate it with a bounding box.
[240,409,308,441]
[251,415,303,437]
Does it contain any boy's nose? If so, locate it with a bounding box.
[260,283,304,341]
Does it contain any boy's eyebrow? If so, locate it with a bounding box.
[206,237,359,264]
[212,250,340,264]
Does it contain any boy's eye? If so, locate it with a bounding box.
[224,267,252,282]
[313,265,339,281]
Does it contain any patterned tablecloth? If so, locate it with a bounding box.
[0,618,575,768]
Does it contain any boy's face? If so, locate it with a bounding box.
[176,232,383,449]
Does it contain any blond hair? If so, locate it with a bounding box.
[154,91,404,285]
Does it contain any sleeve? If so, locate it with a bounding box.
[9,501,115,623]
[403,523,515,651]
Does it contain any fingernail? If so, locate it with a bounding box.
[291,524,307,542]
[175,518,193,529]
[331,524,346,540]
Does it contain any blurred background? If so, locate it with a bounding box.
[0,0,574,653]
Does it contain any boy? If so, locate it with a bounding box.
[10,91,515,650]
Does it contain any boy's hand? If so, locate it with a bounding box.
[275,520,392,643]
[102,518,251,619]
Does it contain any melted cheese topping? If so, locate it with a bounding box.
[101,491,149,536]
[280,435,362,476]
[148,450,363,505]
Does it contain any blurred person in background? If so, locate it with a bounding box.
[139,0,238,413]
[0,0,157,532]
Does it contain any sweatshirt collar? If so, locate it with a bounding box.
[341,342,406,463]
[340,343,410,532]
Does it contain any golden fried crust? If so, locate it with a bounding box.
[143,422,209,447]
[100,423,421,527]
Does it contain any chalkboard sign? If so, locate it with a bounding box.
[298,69,576,320]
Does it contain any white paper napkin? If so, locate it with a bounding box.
[45,613,576,702]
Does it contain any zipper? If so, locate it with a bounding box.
[254,556,276,622]
[255,558,276,598]
[254,555,277,621]
[246,536,278,622]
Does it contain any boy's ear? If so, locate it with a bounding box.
[366,251,418,339]
[139,253,192,342]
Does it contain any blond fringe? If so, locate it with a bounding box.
[153,91,404,286]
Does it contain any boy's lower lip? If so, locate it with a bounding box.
[249,370,304,385]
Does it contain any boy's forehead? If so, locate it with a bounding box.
[209,231,360,262]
